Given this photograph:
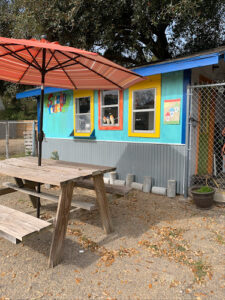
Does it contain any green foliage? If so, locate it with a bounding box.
[51,151,59,160]
[0,0,224,118]
[196,186,214,193]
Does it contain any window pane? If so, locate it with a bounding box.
[76,97,90,114]
[134,111,154,131]
[134,89,155,110]
[75,114,91,132]
[102,107,118,125]
[102,90,118,106]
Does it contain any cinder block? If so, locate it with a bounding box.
[109,171,117,184]
[126,174,135,187]
[151,186,167,195]
[143,176,152,193]
[131,182,143,191]
[103,177,110,184]
[167,180,176,198]
[114,179,125,186]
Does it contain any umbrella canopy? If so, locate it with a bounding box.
[0,37,142,90]
[0,36,143,217]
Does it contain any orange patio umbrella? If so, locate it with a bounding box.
[0,36,143,217]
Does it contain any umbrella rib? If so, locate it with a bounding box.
[62,50,143,78]
[49,49,77,89]
[47,60,79,72]
[45,49,56,69]
[57,50,123,89]
[24,46,42,70]
[18,48,42,83]
[0,45,34,58]
[1,45,40,71]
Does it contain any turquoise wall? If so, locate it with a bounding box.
[94,71,184,144]
[43,71,185,144]
[43,90,74,138]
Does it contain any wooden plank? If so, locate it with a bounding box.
[0,204,52,242]
[48,181,74,267]
[0,230,20,244]
[93,174,113,234]
[74,179,132,196]
[2,182,96,211]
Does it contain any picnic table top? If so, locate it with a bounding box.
[0,157,115,186]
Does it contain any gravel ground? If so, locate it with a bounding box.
[0,175,224,300]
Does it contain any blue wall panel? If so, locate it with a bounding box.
[43,90,74,138]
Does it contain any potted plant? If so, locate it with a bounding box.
[190,186,215,209]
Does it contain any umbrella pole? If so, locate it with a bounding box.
[37,49,46,218]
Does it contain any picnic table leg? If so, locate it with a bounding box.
[48,181,74,268]
[14,178,38,209]
[93,174,114,234]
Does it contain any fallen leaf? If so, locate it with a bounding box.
[75,278,82,284]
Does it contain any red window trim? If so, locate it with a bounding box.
[98,90,123,130]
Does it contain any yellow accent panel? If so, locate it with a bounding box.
[128,74,161,138]
[73,90,94,137]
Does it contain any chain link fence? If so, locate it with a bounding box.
[188,82,225,191]
[0,120,37,159]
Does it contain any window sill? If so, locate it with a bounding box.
[73,129,96,139]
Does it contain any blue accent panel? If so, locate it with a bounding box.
[132,53,219,76]
[16,87,71,99]
[43,90,74,139]
[160,71,184,144]
[182,69,192,144]
[37,96,40,132]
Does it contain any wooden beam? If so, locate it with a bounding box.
[48,181,74,267]
[2,182,96,211]
[93,174,114,234]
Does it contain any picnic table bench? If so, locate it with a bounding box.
[0,157,117,267]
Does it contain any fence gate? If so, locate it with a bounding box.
[187,82,225,192]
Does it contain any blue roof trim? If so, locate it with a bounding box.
[132,53,220,76]
[16,87,71,99]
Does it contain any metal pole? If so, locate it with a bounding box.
[5,121,9,159]
[184,86,191,198]
[37,48,46,218]
[32,120,36,156]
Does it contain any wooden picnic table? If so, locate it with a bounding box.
[0,157,115,267]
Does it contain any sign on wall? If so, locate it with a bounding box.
[47,92,67,114]
[164,98,181,124]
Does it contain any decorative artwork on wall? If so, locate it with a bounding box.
[47,92,67,114]
[164,98,181,124]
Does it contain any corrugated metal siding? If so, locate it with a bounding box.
[43,139,185,194]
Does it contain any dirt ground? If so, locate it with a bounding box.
[0,175,224,300]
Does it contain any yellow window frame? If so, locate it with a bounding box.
[73,90,94,137]
[128,74,161,138]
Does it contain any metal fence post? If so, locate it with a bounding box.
[5,121,9,159]
[184,86,191,198]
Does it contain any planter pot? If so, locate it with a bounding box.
[191,186,215,209]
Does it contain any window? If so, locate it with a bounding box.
[132,89,155,132]
[74,90,94,137]
[98,90,123,130]
[75,96,91,133]
[128,74,161,138]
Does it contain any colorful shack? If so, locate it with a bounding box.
[17,47,225,195]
